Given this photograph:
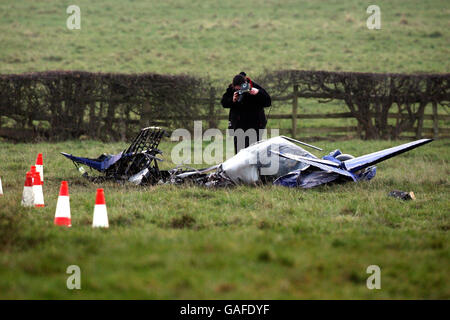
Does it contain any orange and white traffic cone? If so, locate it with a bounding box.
[54,181,71,227]
[21,172,34,207]
[0,176,3,196]
[35,153,44,185]
[33,172,45,207]
[29,166,37,183]
[92,188,109,228]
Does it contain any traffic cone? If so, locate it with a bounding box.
[54,181,71,227]
[0,177,3,196]
[92,188,109,228]
[29,166,37,184]
[35,153,44,185]
[33,172,45,207]
[21,172,34,207]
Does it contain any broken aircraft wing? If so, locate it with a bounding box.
[342,139,433,172]
[271,138,432,185]
[271,151,358,181]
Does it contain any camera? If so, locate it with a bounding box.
[237,82,251,102]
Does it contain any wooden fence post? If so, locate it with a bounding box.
[356,122,363,139]
[433,102,439,138]
[292,84,298,139]
[415,103,425,139]
[208,87,216,128]
[140,101,151,128]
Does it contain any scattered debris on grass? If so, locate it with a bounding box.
[388,190,416,201]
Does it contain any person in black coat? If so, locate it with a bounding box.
[221,72,271,153]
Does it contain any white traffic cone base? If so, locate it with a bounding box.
[33,184,45,207]
[92,204,109,228]
[54,196,71,227]
[21,186,34,207]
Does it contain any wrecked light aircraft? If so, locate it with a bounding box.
[61,127,433,189]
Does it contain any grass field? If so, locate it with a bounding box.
[0,0,449,299]
[0,139,448,299]
[0,0,449,81]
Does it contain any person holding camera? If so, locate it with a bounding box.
[221,72,271,154]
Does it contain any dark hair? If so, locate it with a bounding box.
[232,72,247,86]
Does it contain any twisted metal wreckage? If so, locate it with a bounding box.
[61,127,433,189]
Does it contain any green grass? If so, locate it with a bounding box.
[0,139,448,299]
[0,0,448,82]
[0,0,449,299]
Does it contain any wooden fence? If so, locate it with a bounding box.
[150,112,449,141]
[269,86,450,140]
[1,99,448,142]
[1,71,449,142]
[148,86,450,141]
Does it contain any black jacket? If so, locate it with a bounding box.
[221,81,271,130]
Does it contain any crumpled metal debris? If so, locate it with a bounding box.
[61,127,433,190]
[388,190,416,200]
